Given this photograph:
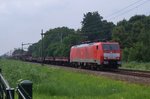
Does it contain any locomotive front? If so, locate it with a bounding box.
[101,42,121,68]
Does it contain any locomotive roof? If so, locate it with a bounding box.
[72,42,119,48]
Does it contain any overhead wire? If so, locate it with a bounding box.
[81,0,150,30]
[80,0,145,28]
[79,0,150,35]
[107,0,150,20]
[105,0,144,19]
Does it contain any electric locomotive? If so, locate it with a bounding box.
[70,42,121,68]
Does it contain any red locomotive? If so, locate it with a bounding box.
[70,42,121,68]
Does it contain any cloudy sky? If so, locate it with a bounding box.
[0,0,150,55]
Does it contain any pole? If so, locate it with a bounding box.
[41,29,44,65]
[21,43,33,57]
[22,42,23,58]
[60,32,62,43]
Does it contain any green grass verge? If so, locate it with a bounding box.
[0,59,150,99]
[122,62,150,71]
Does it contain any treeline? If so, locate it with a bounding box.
[113,15,150,62]
[15,12,150,62]
[28,27,82,57]
[28,12,114,58]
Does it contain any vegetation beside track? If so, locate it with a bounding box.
[122,62,150,71]
[0,59,150,99]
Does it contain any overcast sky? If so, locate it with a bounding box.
[0,0,150,55]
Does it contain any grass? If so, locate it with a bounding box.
[122,61,150,71]
[0,59,150,99]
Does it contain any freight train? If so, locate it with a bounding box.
[17,41,121,69]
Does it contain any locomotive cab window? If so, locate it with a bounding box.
[102,44,119,50]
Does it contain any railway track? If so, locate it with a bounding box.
[106,68,150,78]
[27,60,150,78]
[51,62,150,78]
[25,61,150,85]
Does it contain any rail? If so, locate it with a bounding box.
[0,69,32,99]
[105,68,150,78]
[117,69,150,78]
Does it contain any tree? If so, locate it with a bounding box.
[81,11,114,41]
[28,27,82,57]
[112,15,150,62]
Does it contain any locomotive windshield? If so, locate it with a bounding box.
[102,44,119,50]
